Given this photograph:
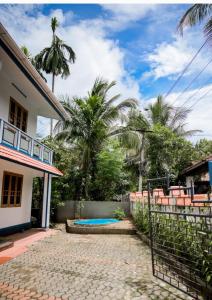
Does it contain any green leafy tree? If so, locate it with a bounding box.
[125,96,199,189]
[43,137,83,202]
[55,78,137,200]
[178,4,212,43]
[146,124,197,178]
[92,141,129,201]
[195,138,212,159]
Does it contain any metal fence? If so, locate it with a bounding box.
[147,176,212,300]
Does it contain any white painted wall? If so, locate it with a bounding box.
[0,71,37,137]
[0,159,41,229]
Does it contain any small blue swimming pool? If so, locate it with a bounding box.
[74,218,120,226]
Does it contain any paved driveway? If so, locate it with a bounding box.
[0,231,192,300]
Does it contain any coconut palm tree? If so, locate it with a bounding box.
[178,4,212,43]
[147,95,199,136]
[55,77,137,199]
[125,95,200,190]
[35,17,76,135]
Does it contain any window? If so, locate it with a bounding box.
[9,98,28,132]
[1,172,23,207]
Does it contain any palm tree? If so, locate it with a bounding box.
[178,4,212,43]
[20,46,46,81]
[147,95,199,136]
[55,78,137,199]
[35,17,76,92]
[35,17,76,135]
[126,95,200,190]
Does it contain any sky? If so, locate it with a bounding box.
[0,3,212,141]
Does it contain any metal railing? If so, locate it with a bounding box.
[0,119,53,165]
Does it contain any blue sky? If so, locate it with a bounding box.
[40,3,191,98]
[0,4,212,138]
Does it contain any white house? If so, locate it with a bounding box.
[0,23,67,235]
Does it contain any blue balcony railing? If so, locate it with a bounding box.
[0,119,53,165]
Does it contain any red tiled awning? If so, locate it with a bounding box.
[0,145,63,176]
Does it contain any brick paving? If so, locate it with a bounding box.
[0,229,57,265]
[0,230,193,300]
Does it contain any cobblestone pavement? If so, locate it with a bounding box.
[0,231,193,300]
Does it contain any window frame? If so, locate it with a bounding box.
[1,171,23,208]
[9,97,28,132]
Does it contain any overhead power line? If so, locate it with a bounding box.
[179,77,212,108]
[164,39,208,100]
[172,57,212,105]
[188,85,212,110]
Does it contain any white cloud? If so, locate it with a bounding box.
[1,4,211,142]
[144,84,212,143]
[101,4,156,30]
[0,5,141,98]
[0,5,142,136]
[143,31,212,80]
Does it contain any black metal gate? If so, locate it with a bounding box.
[147,176,212,300]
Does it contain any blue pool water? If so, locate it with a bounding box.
[74,218,120,226]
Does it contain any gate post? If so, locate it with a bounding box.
[147,180,155,276]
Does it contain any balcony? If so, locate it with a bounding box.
[0,119,53,165]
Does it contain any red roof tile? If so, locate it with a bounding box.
[0,145,63,176]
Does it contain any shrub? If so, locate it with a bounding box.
[132,203,149,234]
[132,204,212,288]
[113,207,126,220]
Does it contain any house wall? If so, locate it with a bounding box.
[56,201,131,222]
[0,71,37,137]
[0,159,37,230]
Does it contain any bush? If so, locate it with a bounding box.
[132,203,149,234]
[132,204,212,288]
[113,207,126,220]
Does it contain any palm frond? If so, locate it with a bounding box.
[204,18,212,42]
[178,4,212,34]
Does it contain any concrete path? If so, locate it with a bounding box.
[0,230,193,300]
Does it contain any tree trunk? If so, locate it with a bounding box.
[50,73,55,136]
[138,134,145,192]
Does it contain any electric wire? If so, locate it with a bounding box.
[164,39,208,100]
[172,57,212,105]
[187,85,212,110]
[178,77,212,108]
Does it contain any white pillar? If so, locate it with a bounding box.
[41,173,52,229]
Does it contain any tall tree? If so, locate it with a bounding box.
[55,77,137,200]
[147,95,199,136]
[126,95,199,190]
[35,17,76,135]
[178,4,212,43]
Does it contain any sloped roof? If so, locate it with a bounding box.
[0,22,68,121]
[0,145,63,176]
[182,155,212,175]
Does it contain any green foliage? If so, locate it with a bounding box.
[113,207,126,220]
[132,205,212,288]
[146,124,196,178]
[35,17,75,91]
[42,137,83,205]
[146,95,199,136]
[92,141,129,201]
[55,78,137,200]
[132,203,149,234]
[178,4,212,43]
[195,139,212,159]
